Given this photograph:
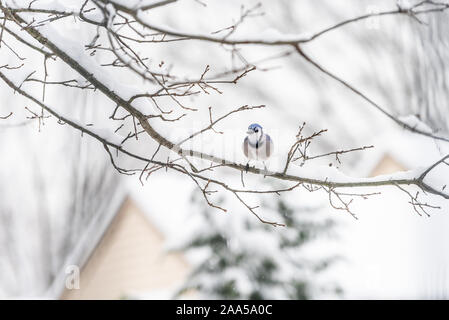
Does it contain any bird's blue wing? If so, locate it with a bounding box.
[265,134,273,157]
[243,137,249,158]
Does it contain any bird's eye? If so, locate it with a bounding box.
[255,129,258,133]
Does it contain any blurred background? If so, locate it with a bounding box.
[1,0,449,299]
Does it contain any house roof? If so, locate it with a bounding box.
[44,171,197,299]
[44,184,128,299]
[354,126,449,177]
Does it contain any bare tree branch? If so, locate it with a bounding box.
[1,1,449,226]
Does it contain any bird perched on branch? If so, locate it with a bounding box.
[243,123,274,171]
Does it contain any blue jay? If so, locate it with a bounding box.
[243,123,274,171]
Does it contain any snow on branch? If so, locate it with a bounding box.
[0,1,448,226]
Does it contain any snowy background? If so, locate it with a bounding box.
[1,0,449,299]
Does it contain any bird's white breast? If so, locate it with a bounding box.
[243,134,274,161]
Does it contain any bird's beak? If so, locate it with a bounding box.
[247,130,253,134]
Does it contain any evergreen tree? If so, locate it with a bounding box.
[175,182,342,299]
